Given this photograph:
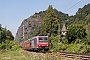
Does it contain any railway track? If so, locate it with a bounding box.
[22,50,90,60]
[47,51,90,60]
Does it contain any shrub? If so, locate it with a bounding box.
[0,40,21,51]
[61,37,68,44]
[0,42,6,50]
[50,36,59,51]
[9,40,22,51]
[79,45,90,53]
[59,43,68,51]
[65,44,82,53]
[64,43,90,53]
[75,39,82,44]
[66,24,87,43]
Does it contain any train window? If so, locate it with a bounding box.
[39,37,48,42]
[39,38,43,42]
[44,37,48,41]
[39,38,43,41]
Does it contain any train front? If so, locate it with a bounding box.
[37,36,49,51]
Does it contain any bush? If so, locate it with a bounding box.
[0,42,6,50]
[10,41,22,51]
[63,43,90,53]
[0,40,21,51]
[59,43,68,51]
[49,35,90,53]
[75,39,82,44]
[61,37,68,44]
[50,36,59,51]
[65,44,82,53]
[66,24,87,43]
[75,38,89,45]
[79,45,90,53]
[50,36,68,51]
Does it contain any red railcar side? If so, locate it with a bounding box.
[21,36,49,51]
[21,40,31,50]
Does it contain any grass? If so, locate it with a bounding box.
[0,50,61,60]
[0,50,29,60]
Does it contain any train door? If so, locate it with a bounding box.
[31,37,37,48]
[31,40,34,48]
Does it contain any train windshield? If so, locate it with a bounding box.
[39,37,48,42]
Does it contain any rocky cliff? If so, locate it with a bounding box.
[15,14,43,41]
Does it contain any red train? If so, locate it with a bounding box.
[21,36,49,51]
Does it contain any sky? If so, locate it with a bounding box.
[0,0,90,37]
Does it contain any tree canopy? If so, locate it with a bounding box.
[41,5,59,37]
[0,24,14,43]
[66,24,87,43]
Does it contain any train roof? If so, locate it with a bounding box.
[22,36,48,43]
[29,36,48,39]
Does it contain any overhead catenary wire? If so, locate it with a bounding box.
[64,0,74,8]
[65,0,83,12]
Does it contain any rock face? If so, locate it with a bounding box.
[15,14,43,41]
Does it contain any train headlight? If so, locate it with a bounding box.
[39,45,40,46]
[47,45,48,46]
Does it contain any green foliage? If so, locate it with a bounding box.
[41,5,59,37]
[66,4,90,27]
[86,31,90,44]
[61,37,68,44]
[0,24,14,43]
[0,40,21,51]
[0,42,6,50]
[65,44,81,53]
[54,9,69,25]
[0,28,6,43]
[59,43,68,51]
[85,15,90,41]
[50,36,68,51]
[57,43,90,53]
[66,24,87,43]
[6,30,14,40]
[64,44,90,53]
[50,36,59,51]
[74,39,82,44]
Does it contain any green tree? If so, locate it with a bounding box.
[66,24,87,43]
[85,14,90,25]
[41,5,59,37]
[0,24,14,43]
[0,25,6,43]
[6,30,14,40]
